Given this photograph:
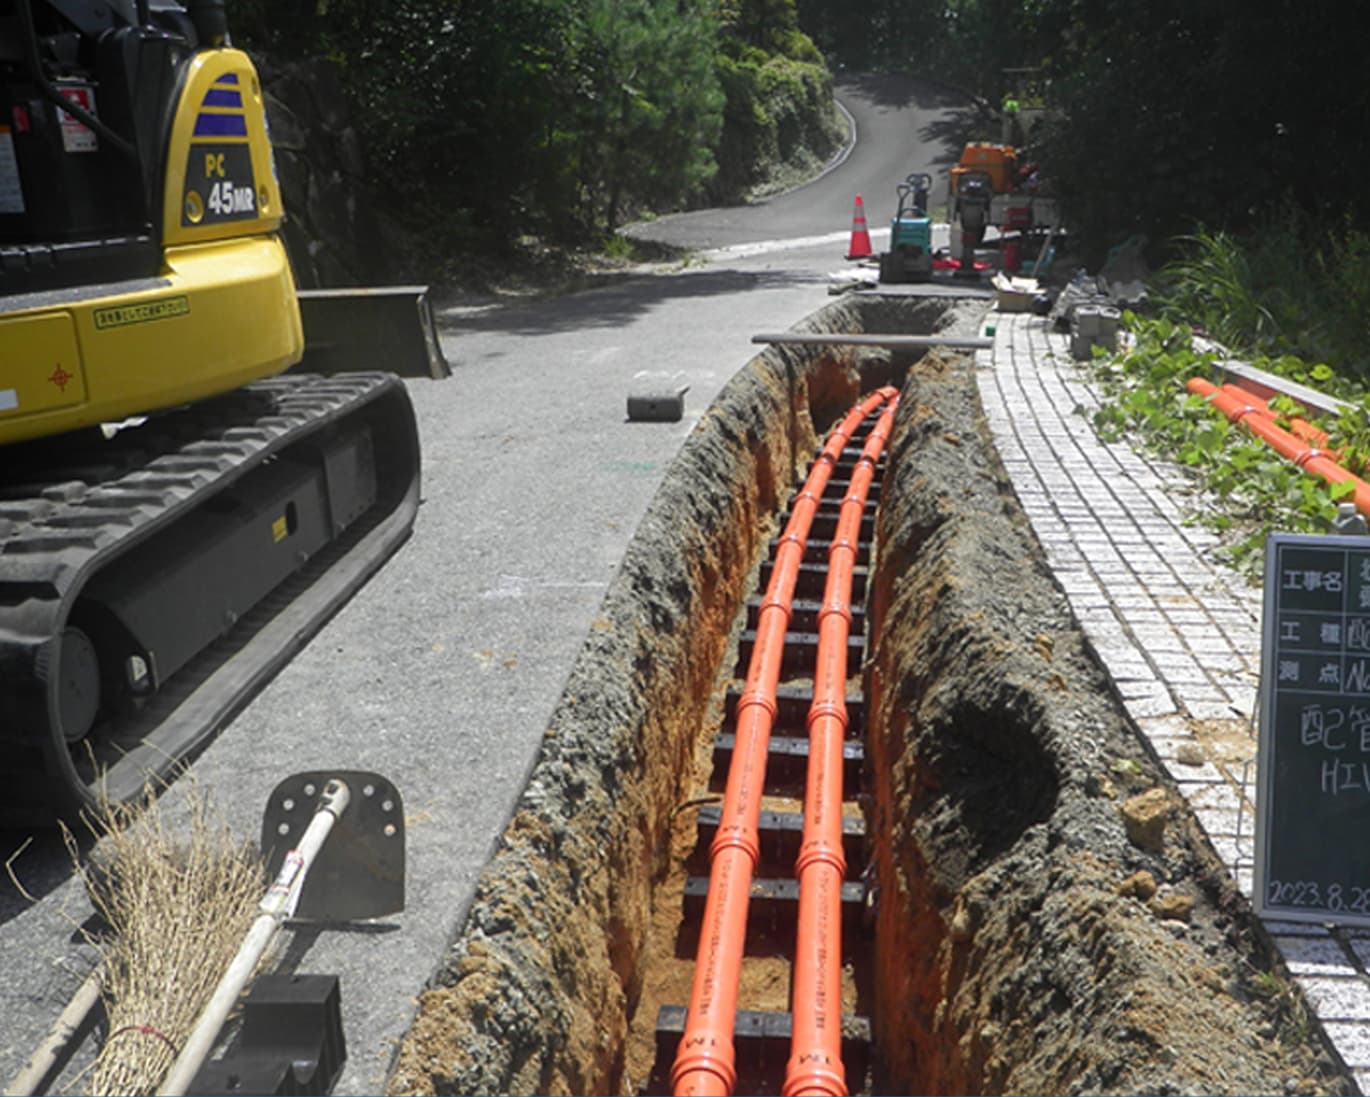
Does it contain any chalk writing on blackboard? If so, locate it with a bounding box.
[1256,534,1370,926]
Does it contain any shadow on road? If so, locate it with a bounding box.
[438,265,826,338]
[836,72,975,112]
[1,827,81,927]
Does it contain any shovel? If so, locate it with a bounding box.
[156,770,405,1096]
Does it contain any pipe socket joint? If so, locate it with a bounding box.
[710,824,761,869]
[806,699,848,733]
[734,689,778,723]
[795,839,847,878]
[782,1054,848,1097]
[672,1041,738,1096]
[816,600,851,627]
[759,592,794,622]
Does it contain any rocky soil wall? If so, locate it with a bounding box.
[864,349,1351,1094]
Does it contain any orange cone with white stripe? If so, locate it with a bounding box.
[845,194,872,260]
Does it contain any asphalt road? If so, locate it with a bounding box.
[0,75,973,1094]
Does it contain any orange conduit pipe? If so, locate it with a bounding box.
[784,393,899,1097]
[672,385,899,1097]
[1217,382,1334,452]
[1188,377,1370,514]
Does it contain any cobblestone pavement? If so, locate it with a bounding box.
[978,311,1370,1092]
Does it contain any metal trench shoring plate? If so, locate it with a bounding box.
[261,770,405,922]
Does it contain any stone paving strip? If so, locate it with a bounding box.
[977,311,1370,1091]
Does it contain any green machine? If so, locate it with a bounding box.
[879,173,933,283]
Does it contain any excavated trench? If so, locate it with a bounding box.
[389,295,1353,1096]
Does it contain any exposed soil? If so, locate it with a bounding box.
[864,349,1350,1095]
[387,294,1355,1096]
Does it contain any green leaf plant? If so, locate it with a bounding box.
[1080,313,1363,580]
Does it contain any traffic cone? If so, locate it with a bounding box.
[845,194,872,260]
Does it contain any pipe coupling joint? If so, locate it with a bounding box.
[672,1040,738,1096]
[710,824,761,868]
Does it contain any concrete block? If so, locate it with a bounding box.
[627,387,688,422]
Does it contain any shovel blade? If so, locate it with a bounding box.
[262,770,406,922]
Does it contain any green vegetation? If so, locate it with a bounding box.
[799,1,1370,272]
[1085,314,1358,576]
[232,0,839,273]
[1077,199,1370,576]
[1158,216,1370,380]
[711,8,843,201]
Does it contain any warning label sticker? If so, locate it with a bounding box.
[57,85,98,153]
[93,295,191,330]
[0,127,23,214]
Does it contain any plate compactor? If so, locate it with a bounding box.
[878,173,933,284]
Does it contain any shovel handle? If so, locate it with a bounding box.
[157,780,350,1096]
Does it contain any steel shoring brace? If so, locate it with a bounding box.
[671,387,898,1097]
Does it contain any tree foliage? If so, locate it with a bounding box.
[712,0,842,199]
[231,0,838,265]
[797,0,1370,263]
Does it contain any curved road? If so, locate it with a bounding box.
[627,73,978,252]
[0,76,974,1095]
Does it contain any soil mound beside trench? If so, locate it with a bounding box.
[387,294,1354,1096]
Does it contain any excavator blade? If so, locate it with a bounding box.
[297,286,451,380]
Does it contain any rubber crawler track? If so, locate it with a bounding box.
[0,372,420,824]
[650,391,893,1095]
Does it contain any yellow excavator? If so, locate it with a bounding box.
[0,0,436,822]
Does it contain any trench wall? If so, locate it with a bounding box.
[387,295,960,1095]
[389,291,1351,1096]
[865,351,1348,1094]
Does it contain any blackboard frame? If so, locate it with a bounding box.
[1256,532,1370,926]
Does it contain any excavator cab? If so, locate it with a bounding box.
[0,0,303,445]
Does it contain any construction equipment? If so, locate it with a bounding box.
[0,0,438,822]
[878,172,932,284]
[167,770,405,1095]
[949,166,993,278]
[948,143,1058,277]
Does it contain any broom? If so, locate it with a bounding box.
[70,785,265,1096]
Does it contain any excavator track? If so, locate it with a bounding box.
[0,371,420,824]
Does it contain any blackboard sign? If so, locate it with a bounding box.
[1256,533,1370,925]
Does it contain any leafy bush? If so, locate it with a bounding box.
[710,15,842,202]
[1085,314,1364,577]
[1158,212,1370,384]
